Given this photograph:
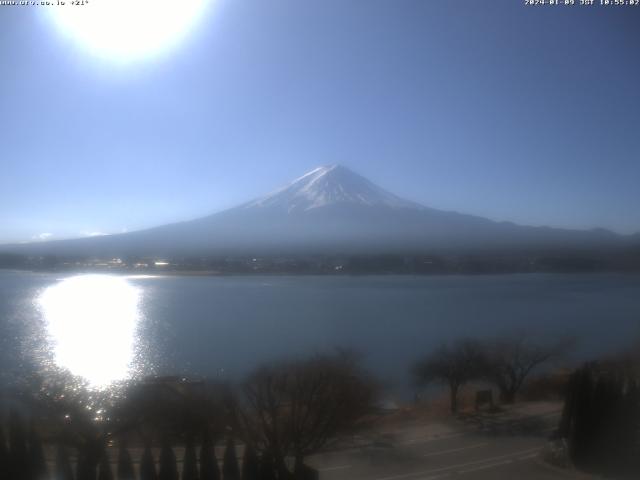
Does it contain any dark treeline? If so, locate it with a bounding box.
[3,250,640,275]
[0,352,375,480]
[0,412,266,480]
[558,355,640,478]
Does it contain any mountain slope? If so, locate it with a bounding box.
[1,165,635,258]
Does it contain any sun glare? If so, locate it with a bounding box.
[38,275,142,388]
[46,0,211,62]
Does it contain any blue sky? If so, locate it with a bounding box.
[1,0,639,243]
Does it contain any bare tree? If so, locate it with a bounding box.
[112,377,229,442]
[413,339,485,413]
[236,352,375,478]
[482,334,573,404]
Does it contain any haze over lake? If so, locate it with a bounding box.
[2,270,639,393]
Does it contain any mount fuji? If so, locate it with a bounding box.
[1,165,634,258]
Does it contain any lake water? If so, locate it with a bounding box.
[1,270,639,392]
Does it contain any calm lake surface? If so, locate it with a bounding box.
[1,270,639,392]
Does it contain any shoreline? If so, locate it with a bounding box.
[2,266,640,278]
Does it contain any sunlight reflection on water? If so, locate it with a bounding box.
[38,275,142,388]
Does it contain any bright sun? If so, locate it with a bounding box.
[39,275,142,388]
[46,0,211,62]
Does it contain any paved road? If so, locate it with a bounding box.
[309,404,584,480]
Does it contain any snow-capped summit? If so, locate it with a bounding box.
[1,165,631,258]
[242,164,422,213]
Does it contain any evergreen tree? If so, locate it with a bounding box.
[241,444,259,480]
[76,444,99,480]
[558,368,577,439]
[158,441,179,480]
[97,451,113,480]
[9,412,29,480]
[561,361,640,476]
[222,438,240,480]
[183,436,199,480]
[0,426,9,480]
[28,426,48,480]
[258,451,276,480]
[568,366,594,468]
[199,429,220,480]
[609,375,638,475]
[628,379,640,473]
[590,375,613,469]
[140,445,158,480]
[116,444,135,480]
[54,445,74,480]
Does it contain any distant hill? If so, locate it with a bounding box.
[1,165,638,259]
